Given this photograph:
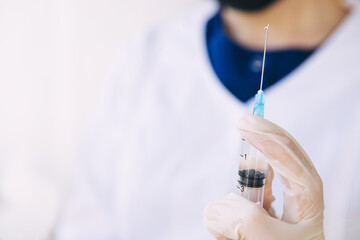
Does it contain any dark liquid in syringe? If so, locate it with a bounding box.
[238,169,266,188]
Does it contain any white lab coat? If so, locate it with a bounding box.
[55,1,360,239]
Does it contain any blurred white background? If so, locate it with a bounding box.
[0,0,201,239]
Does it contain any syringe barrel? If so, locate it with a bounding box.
[236,137,268,206]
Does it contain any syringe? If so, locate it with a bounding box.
[236,25,269,206]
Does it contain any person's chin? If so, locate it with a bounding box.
[218,0,278,12]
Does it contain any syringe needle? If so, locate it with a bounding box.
[253,25,269,118]
[260,24,269,91]
[238,25,270,208]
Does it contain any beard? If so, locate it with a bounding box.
[218,0,278,11]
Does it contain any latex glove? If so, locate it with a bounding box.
[203,115,324,240]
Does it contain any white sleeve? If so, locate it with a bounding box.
[53,34,153,240]
[54,74,122,240]
[54,43,133,240]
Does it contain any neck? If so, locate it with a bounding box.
[221,0,349,50]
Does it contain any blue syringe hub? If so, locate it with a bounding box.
[253,90,265,118]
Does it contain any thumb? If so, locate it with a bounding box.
[203,193,320,240]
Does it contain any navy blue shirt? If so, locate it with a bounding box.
[206,12,315,102]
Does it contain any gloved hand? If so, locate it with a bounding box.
[203,115,324,240]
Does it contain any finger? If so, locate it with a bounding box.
[237,115,321,188]
[237,115,323,223]
[263,164,275,215]
[203,193,263,240]
[203,193,319,240]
